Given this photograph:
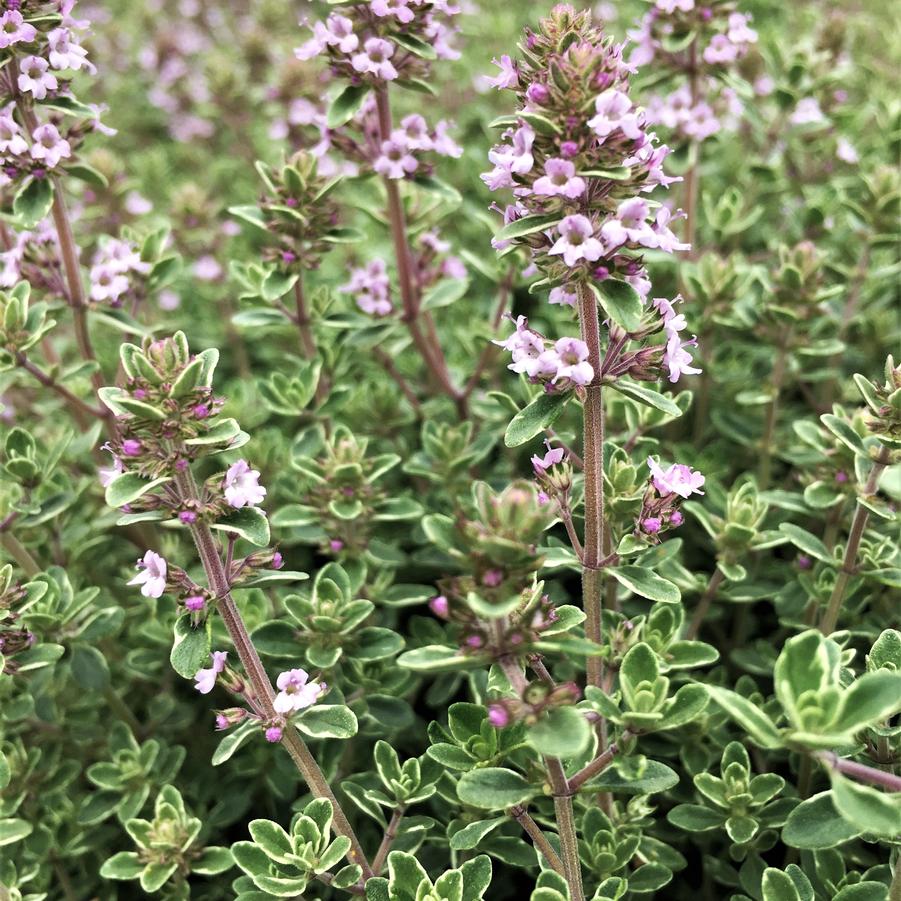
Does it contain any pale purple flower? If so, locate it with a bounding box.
[128,550,168,598]
[703,34,739,65]
[588,89,644,142]
[274,668,327,714]
[487,54,519,90]
[374,138,418,179]
[341,259,392,315]
[496,316,545,376]
[17,56,58,100]
[371,0,414,25]
[656,0,694,11]
[727,13,758,46]
[194,651,228,695]
[649,207,690,253]
[531,446,565,475]
[194,255,223,281]
[351,37,398,80]
[549,215,604,266]
[482,123,535,189]
[29,124,71,169]
[0,116,28,156]
[601,198,656,250]
[395,114,432,151]
[663,332,701,382]
[89,264,130,304]
[47,27,94,72]
[0,10,36,48]
[552,337,593,386]
[647,458,705,498]
[836,138,858,164]
[653,296,687,334]
[295,13,358,60]
[532,158,587,199]
[98,454,124,487]
[431,120,463,158]
[790,98,826,127]
[549,286,578,307]
[224,459,267,509]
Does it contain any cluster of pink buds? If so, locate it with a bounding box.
[487,678,581,729]
[636,456,705,539]
[495,316,593,391]
[88,237,151,307]
[295,1,461,76]
[340,258,393,316]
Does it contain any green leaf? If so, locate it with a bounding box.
[778,523,832,563]
[449,818,506,851]
[820,414,868,457]
[460,855,493,901]
[211,506,270,546]
[707,686,783,749]
[591,279,643,332]
[248,819,293,863]
[13,177,54,228]
[585,760,679,795]
[609,380,682,416]
[393,32,437,59]
[782,792,861,849]
[527,706,592,758]
[495,213,560,243]
[212,720,257,766]
[456,768,535,809]
[831,671,901,733]
[504,392,570,447]
[192,846,234,875]
[70,643,110,691]
[0,752,8,791]
[295,705,358,739]
[397,645,490,672]
[608,566,681,604]
[327,84,371,128]
[761,868,803,901]
[829,773,901,837]
[104,473,171,507]
[169,614,212,679]
[0,818,33,847]
[99,851,144,880]
[65,162,109,188]
[667,804,723,832]
[140,861,177,893]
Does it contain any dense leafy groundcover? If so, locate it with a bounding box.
[0,0,899,899]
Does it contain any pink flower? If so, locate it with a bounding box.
[128,550,168,598]
[653,296,687,333]
[532,158,586,199]
[649,207,690,253]
[0,116,28,156]
[482,124,535,190]
[89,265,130,305]
[663,332,701,382]
[836,138,858,164]
[340,259,392,316]
[431,120,463,158]
[224,460,267,508]
[601,197,656,250]
[395,114,432,151]
[647,458,705,498]
[549,286,578,307]
[552,337,593,386]
[274,668,327,714]
[495,316,546,376]
[17,56,58,100]
[98,454,124,488]
[588,89,644,142]
[29,124,71,169]
[487,54,518,90]
[374,139,418,179]
[194,651,228,695]
[47,27,94,72]
[790,98,826,127]
[656,0,694,11]
[371,0,414,25]
[531,446,565,475]
[0,10,36,48]
[550,215,603,266]
[351,37,398,80]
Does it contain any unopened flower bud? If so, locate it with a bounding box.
[488,703,511,728]
[184,594,205,611]
[121,439,142,456]
[669,510,684,527]
[265,726,283,743]
[429,595,449,618]
[179,511,197,524]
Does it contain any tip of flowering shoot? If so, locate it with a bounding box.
[127,550,168,598]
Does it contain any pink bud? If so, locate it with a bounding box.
[669,510,684,527]
[526,82,550,105]
[482,569,504,588]
[835,470,848,483]
[329,539,344,553]
[642,517,662,533]
[560,140,579,158]
[122,439,142,456]
[465,634,484,649]
[429,595,449,618]
[184,595,205,611]
[488,703,510,728]
[215,714,229,730]
[272,551,284,569]
[797,554,812,570]
[175,459,189,471]
[265,726,283,743]
[193,403,210,419]
[133,388,148,399]
[593,265,610,280]
[179,511,197,524]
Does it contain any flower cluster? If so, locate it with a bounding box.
[0,218,61,291]
[295,2,461,77]
[636,457,705,538]
[0,1,108,188]
[653,296,701,383]
[0,565,36,676]
[88,237,151,306]
[340,259,393,316]
[495,316,593,390]
[487,679,581,729]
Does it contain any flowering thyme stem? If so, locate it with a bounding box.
[577,284,607,690]
[373,87,464,414]
[173,468,373,877]
[498,655,583,901]
[292,277,316,359]
[819,445,891,634]
[509,805,566,877]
